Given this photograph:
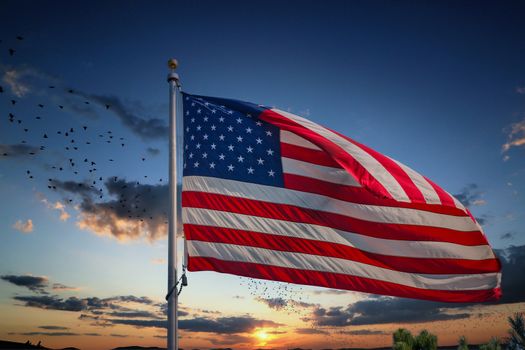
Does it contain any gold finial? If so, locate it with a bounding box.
[168,58,178,70]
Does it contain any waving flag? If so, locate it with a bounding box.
[181,93,501,302]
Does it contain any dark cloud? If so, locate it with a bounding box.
[205,334,253,346]
[110,333,129,338]
[339,329,387,335]
[87,94,168,140]
[295,328,329,335]
[255,296,317,311]
[1,274,48,294]
[109,319,167,329]
[305,245,525,326]
[453,183,485,207]
[55,177,169,241]
[108,310,162,319]
[15,331,79,337]
[179,316,282,334]
[84,332,102,336]
[38,325,69,330]
[146,147,161,156]
[0,143,40,157]
[14,295,85,311]
[310,289,352,296]
[501,232,515,240]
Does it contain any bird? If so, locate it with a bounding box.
[0,86,3,93]
[9,48,15,56]
[16,36,24,40]
[38,104,44,108]
[43,134,48,139]
[11,99,16,105]
[105,104,110,109]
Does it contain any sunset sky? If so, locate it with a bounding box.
[1,1,525,349]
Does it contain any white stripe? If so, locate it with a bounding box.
[183,176,480,232]
[282,157,361,187]
[183,207,495,260]
[280,130,321,150]
[188,241,500,291]
[273,109,410,202]
[390,158,442,205]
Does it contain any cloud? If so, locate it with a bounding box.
[52,283,80,292]
[147,147,161,156]
[0,143,40,157]
[39,195,70,222]
[79,93,168,140]
[339,329,387,335]
[310,289,353,296]
[14,295,85,311]
[516,86,525,94]
[304,245,525,326]
[38,325,69,330]
[1,274,48,293]
[108,310,162,319]
[151,258,166,265]
[12,219,34,233]
[14,331,79,337]
[453,184,485,208]
[500,232,515,240]
[179,316,283,334]
[109,319,167,329]
[295,328,329,335]
[205,334,253,346]
[52,178,169,241]
[502,117,525,158]
[255,297,317,311]
[0,64,58,98]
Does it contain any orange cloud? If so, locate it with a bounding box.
[13,219,33,233]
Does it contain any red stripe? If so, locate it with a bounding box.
[283,173,467,217]
[336,133,426,203]
[188,256,501,302]
[424,176,457,208]
[281,142,341,168]
[259,109,395,201]
[185,225,500,274]
[182,191,489,246]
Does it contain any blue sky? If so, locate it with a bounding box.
[1,1,525,349]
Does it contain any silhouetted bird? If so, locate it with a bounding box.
[105,104,110,109]
[9,48,15,56]
[58,105,63,109]
[49,86,55,89]
[43,134,48,139]
[16,36,24,40]
[36,116,41,119]
[68,89,74,93]
[0,86,3,93]
[11,99,16,105]
[83,126,87,130]
[38,104,44,108]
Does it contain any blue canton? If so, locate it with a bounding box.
[182,93,284,187]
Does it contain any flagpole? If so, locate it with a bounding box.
[167,58,181,350]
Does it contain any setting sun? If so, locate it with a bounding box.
[254,329,270,344]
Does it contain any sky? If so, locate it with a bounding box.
[1,0,525,349]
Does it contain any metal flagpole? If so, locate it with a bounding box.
[167,58,181,350]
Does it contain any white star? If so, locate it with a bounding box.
[196,125,202,131]
[227,126,234,132]
[266,130,272,136]
[194,161,200,168]
[256,121,262,126]
[189,152,194,159]
[237,136,243,142]
[202,152,208,159]
[218,116,224,122]
[185,96,189,100]
[185,110,189,116]
[268,169,275,177]
[191,117,195,123]
[228,144,234,151]
[227,110,234,115]
[247,167,254,174]
[204,102,209,106]
[219,134,225,141]
[191,102,195,107]
[266,149,274,156]
[211,109,217,114]
[256,138,262,144]
[246,146,253,153]
[246,113,252,118]
[203,134,209,140]
[211,125,216,131]
[185,144,188,150]
[237,155,244,162]
[186,127,190,132]
[236,117,242,124]
[245,127,253,134]
[197,109,202,114]
[196,143,201,149]
[210,143,217,150]
[219,153,225,160]
[257,158,264,165]
[190,135,195,140]
[227,164,234,171]
[203,116,208,122]
[183,162,187,168]
[209,162,216,169]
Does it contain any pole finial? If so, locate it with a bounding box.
[168,58,179,70]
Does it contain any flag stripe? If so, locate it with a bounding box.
[182,206,494,261]
[182,191,488,246]
[280,142,341,168]
[187,241,500,291]
[390,157,442,205]
[184,225,501,274]
[183,176,481,232]
[188,256,502,302]
[281,130,321,150]
[282,157,360,187]
[265,109,411,202]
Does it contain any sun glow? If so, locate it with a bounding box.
[254,329,271,345]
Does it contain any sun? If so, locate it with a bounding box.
[254,329,271,345]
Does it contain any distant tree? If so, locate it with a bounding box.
[508,313,525,350]
[414,330,438,350]
[457,335,469,350]
[479,337,501,350]
[393,328,415,350]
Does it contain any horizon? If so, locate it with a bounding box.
[1,1,525,349]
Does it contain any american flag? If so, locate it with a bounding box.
[181,93,501,302]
